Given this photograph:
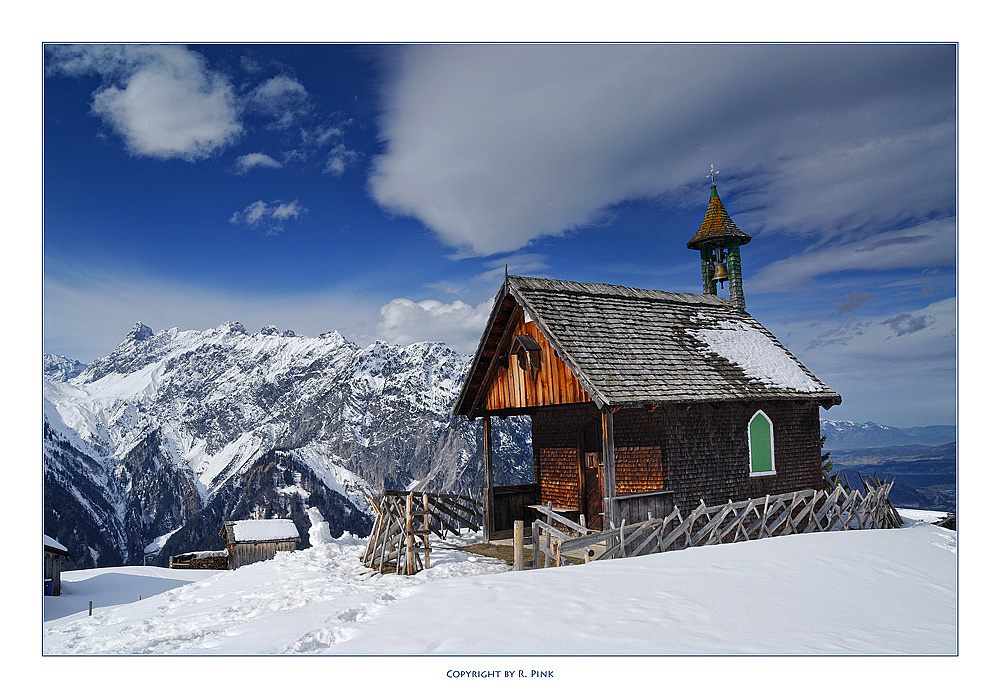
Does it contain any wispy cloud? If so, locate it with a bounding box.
[324,143,361,176]
[229,199,307,234]
[835,291,874,315]
[370,44,955,263]
[233,152,282,174]
[46,44,242,161]
[881,312,933,337]
[247,74,310,129]
[748,218,955,292]
[789,297,955,425]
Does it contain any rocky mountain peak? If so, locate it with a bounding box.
[42,353,88,381]
[126,322,154,344]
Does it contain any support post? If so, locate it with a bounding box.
[405,493,415,575]
[482,415,494,543]
[513,520,524,571]
[531,520,539,570]
[422,493,431,570]
[601,408,617,531]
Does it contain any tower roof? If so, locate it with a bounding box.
[686,184,752,250]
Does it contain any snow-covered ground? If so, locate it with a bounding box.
[43,510,956,656]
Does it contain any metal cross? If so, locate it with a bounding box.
[707,163,720,185]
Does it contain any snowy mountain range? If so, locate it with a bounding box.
[818,419,955,449]
[43,322,531,570]
[43,321,954,572]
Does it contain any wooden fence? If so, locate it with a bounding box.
[532,476,903,568]
[361,490,483,574]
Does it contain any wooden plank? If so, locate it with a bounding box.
[531,519,540,570]
[601,409,617,530]
[428,498,479,532]
[513,520,524,571]
[483,416,494,543]
[423,493,431,569]
[529,504,589,535]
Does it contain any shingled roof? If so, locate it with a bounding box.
[686,184,752,249]
[453,275,840,416]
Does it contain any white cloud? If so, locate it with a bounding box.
[48,45,242,161]
[369,44,955,259]
[324,143,362,177]
[233,152,282,174]
[376,298,494,353]
[248,74,310,129]
[229,199,306,234]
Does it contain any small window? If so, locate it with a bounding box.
[748,410,775,476]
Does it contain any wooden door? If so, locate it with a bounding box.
[583,452,604,532]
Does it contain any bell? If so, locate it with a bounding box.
[712,261,729,285]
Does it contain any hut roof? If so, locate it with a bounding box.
[44,534,69,556]
[453,275,841,416]
[221,519,300,544]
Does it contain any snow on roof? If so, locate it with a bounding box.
[173,550,228,560]
[688,317,824,393]
[44,535,68,553]
[227,519,300,543]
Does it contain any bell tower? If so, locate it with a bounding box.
[686,165,752,311]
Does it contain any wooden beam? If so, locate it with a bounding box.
[469,302,523,413]
[483,416,494,543]
[601,408,617,531]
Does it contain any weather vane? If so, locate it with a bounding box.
[707,163,720,185]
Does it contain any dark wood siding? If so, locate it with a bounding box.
[44,551,65,595]
[613,402,823,516]
[491,484,538,535]
[529,401,823,526]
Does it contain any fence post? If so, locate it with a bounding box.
[531,520,539,570]
[423,493,431,569]
[405,493,415,575]
[513,520,524,571]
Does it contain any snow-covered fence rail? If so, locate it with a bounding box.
[531,478,902,568]
[362,490,483,574]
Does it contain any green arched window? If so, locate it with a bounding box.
[748,410,775,476]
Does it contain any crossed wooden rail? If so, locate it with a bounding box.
[532,475,903,569]
[361,490,483,574]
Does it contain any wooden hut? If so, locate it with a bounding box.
[220,519,300,569]
[453,180,841,540]
[43,535,69,595]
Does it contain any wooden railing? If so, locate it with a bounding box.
[532,477,902,568]
[612,489,674,525]
[361,490,483,575]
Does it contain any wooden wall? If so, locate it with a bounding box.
[482,308,591,412]
[529,400,824,527]
[491,484,539,536]
[44,551,64,595]
[615,402,823,516]
[227,541,298,569]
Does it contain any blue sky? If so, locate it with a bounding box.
[41,43,957,427]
